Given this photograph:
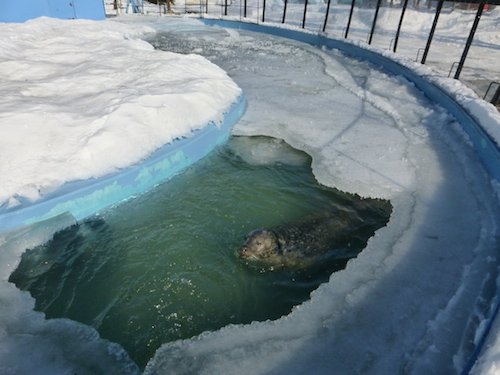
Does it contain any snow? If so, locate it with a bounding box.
[135,18,499,374]
[0,17,241,208]
[0,7,499,375]
[256,3,500,92]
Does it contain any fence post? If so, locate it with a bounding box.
[393,0,408,52]
[368,0,382,45]
[345,0,356,39]
[454,1,485,79]
[322,0,332,32]
[262,0,266,22]
[302,0,308,28]
[282,0,288,23]
[421,0,443,64]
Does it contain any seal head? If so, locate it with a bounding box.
[238,229,281,261]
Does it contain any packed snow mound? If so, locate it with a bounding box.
[0,17,241,208]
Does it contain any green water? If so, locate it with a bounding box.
[10,136,391,369]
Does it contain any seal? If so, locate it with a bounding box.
[237,199,391,269]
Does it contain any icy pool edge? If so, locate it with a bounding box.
[201,19,500,184]
[0,94,246,233]
[199,19,500,375]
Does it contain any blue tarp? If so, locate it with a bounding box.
[0,0,105,23]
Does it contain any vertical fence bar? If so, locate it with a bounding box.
[302,0,308,28]
[368,0,382,45]
[282,0,288,23]
[262,0,266,22]
[393,0,408,52]
[322,0,332,32]
[345,0,356,39]
[244,0,247,17]
[224,0,228,15]
[454,1,485,79]
[421,0,443,64]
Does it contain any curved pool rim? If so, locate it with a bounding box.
[199,18,500,375]
[201,18,500,184]
[0,94,246,233]
[2,19,498,372]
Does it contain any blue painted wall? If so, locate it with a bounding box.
[0,0,105,23]
[73,0,106,20]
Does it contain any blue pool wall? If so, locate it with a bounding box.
[200,19,500,186]
[0,0,105,23]
[0,95,245,233]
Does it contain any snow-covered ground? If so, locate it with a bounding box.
[0,18,240,208]
[0,7,499,375]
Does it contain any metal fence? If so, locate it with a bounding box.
[105,0,500,103]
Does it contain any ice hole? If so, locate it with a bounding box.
[10,136,391,369]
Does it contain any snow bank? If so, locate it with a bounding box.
[370,46,500,148]
[472,304,500,375]
[0,16,242,375]
[343,5,500,45]
[0,17,241,209]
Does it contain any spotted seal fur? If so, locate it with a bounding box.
[237,199,391,269]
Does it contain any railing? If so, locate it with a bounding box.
[105,0,500,100]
